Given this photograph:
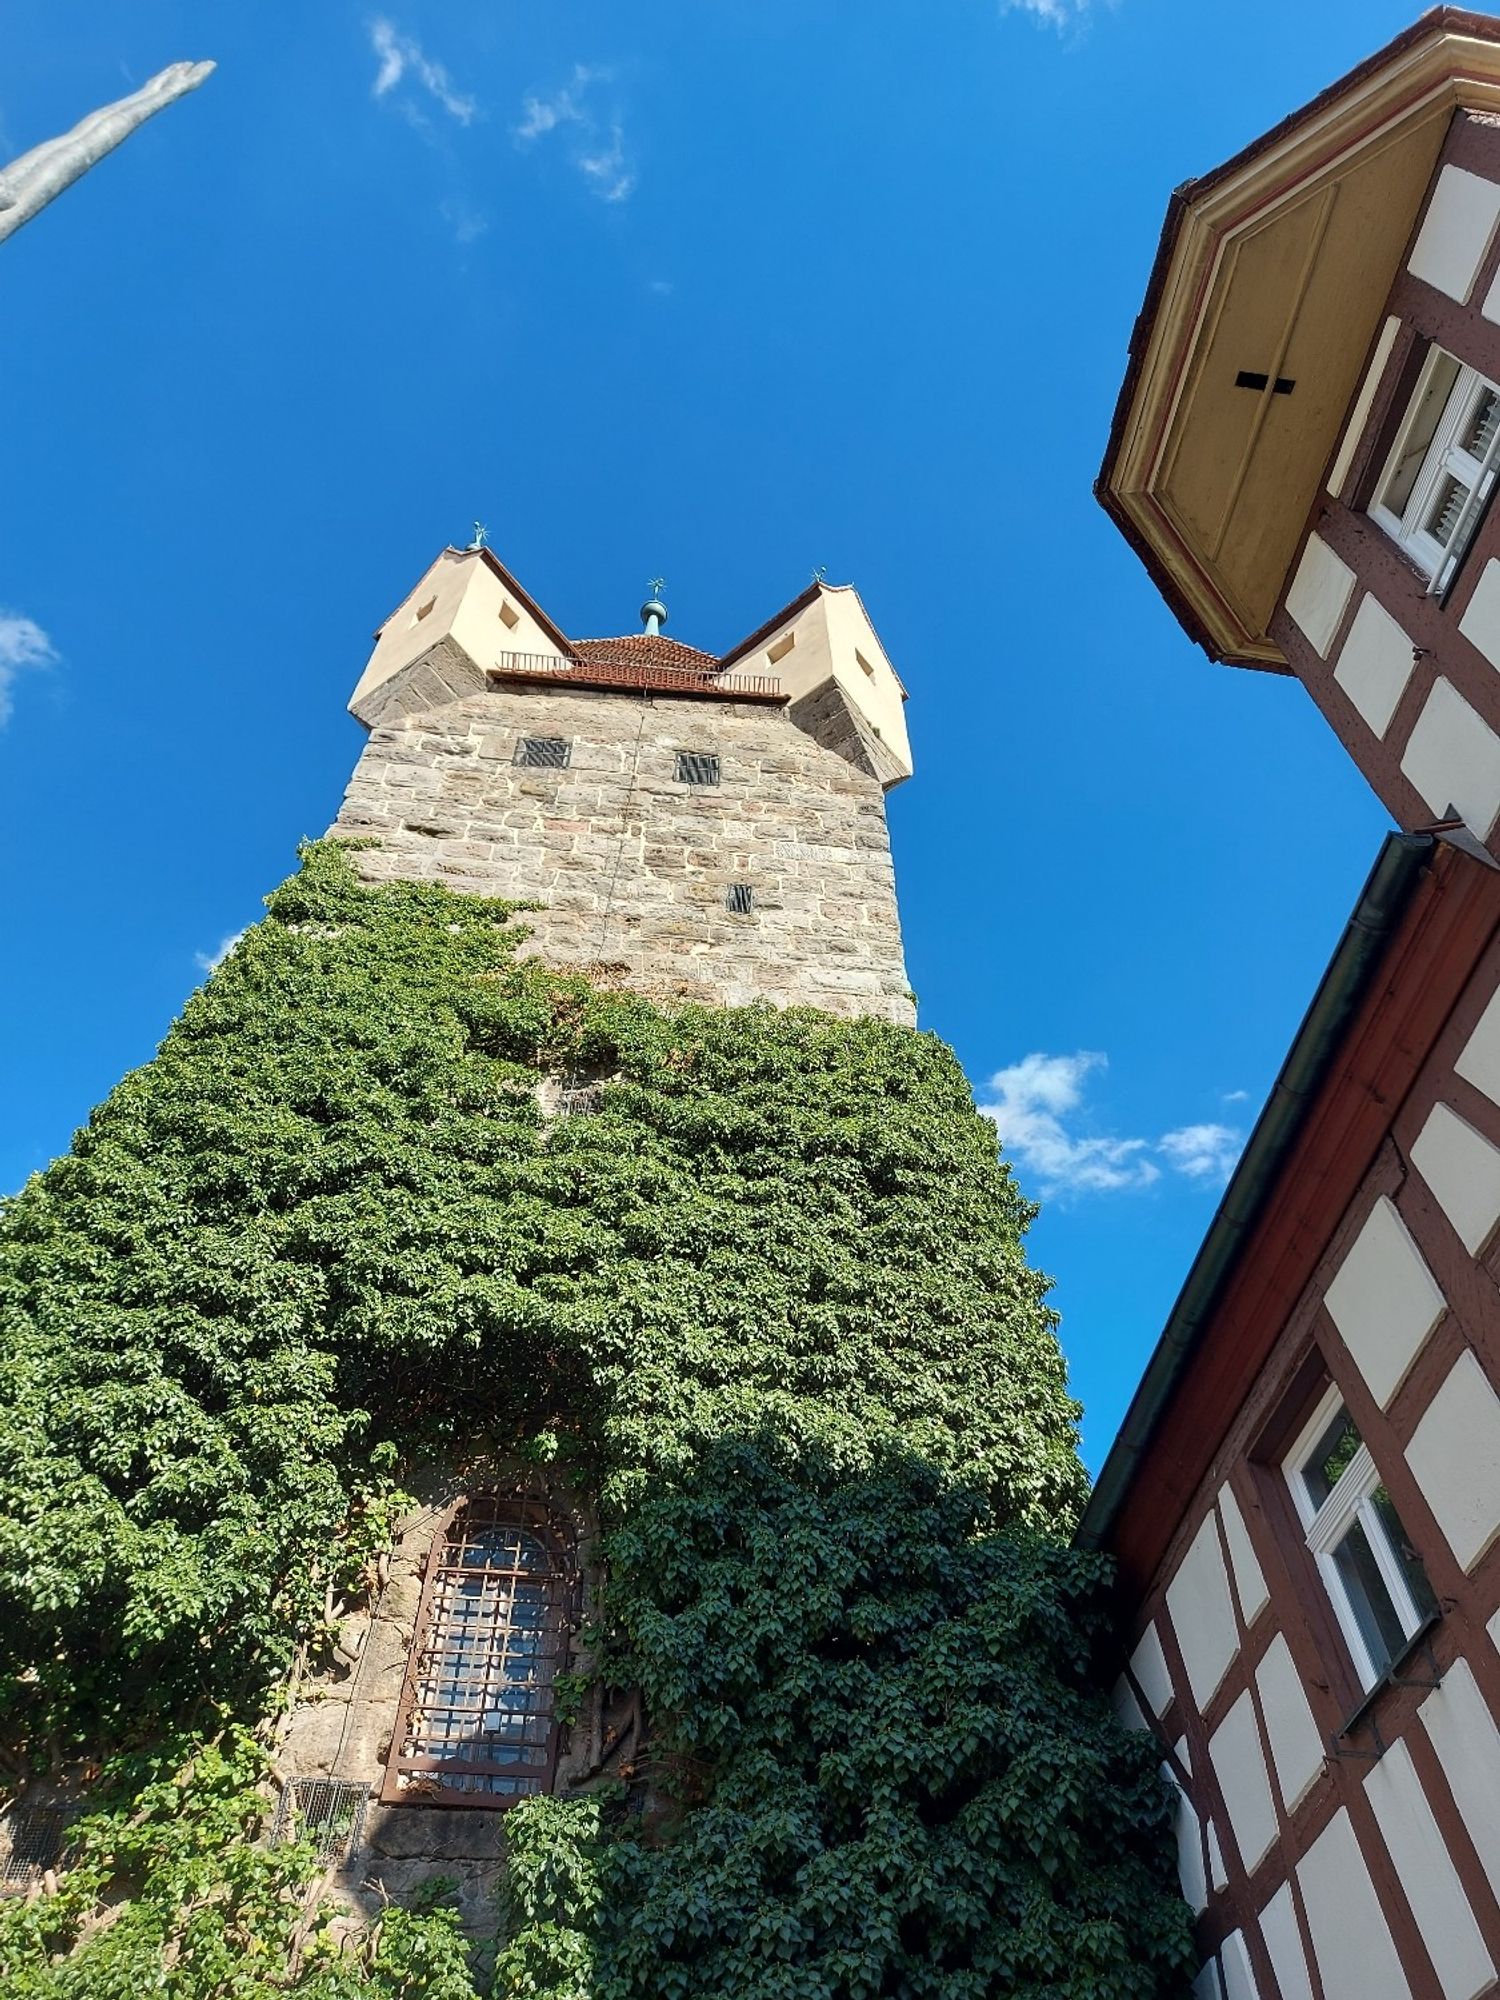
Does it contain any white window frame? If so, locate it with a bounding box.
[1370,345,1500,590]
[1282,1385,1429,1692]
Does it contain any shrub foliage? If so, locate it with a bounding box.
[0,842,1192,1995]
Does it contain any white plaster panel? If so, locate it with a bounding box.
[1413,1100,1500,1254]
[1218,1485,1269,1625]
[1259,1882,1315,2000]
[1401,676,1500,838]
[1422,1656,1500,1902]
[1323,1195,1446,1405]
[1210,1688,1279,1874]
[1459,557,1500,675]
[1254,1634,1325,1811]
[1129,1621,1174,1718]
[1297,1807,1412,2000]
[1364,1735,1495,2000]
[1220,1931,1260,2000]
[1409,165,1500,301]
[1166,1763,1209,1914]
[1192,1966,1224,2000]
[1110,1675,1146,1731]
[1489,1605,1500,1657]
[1329,317,1401,497]
[1457,981,1500,1109]
[1333,594,1416,738]
[1166,1512,1241,1710]
[1175,1733,1192,1776]
[1407,1349,1500,1572]
[1286,534,1356,658]
[1209,1818,1228,1891]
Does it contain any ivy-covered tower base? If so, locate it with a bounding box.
[0,555,1194,1997]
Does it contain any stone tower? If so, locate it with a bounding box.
[331,546,916,1024]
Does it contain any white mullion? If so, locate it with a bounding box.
[1312,1544,1383,1691]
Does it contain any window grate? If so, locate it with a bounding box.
[725,883,754,915]
[556,1084,604,1117]
[271,1779,370,1865]
[383,1495,577,1810]
[0,1807,73,1892]
[514,737,572,770]
[675,752,720,787]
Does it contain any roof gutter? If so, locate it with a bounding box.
[1075,831,1435,1551]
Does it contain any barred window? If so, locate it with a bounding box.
[725,883,754,914]
[514,737,571,769]
[0,1805,72,1892]
[675,751,720,787]
[383,1495,576,1810]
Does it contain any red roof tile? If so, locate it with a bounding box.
[573,634,720,672]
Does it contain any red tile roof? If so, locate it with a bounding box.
[572,634,720,672]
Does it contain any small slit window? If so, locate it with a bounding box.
[725,883,754,914]
[676,751,720,787]
[499,600,521,630]
[1370,345,1500,591]
[767,632,796,665]
[411,596,437,626]
[384,1494,576,1809]
[1283,1388,1437,1691]
[271,1779,370,1864]
[515,737,572,770]
[855,648,876,678]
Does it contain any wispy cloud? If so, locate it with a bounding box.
[369,17,475,124]
[440,198,488,245]
[1157,1123,1243,1183]
[195,929,246,975]
[516,65,635,202]
[0,610,57,726]
[979,1051,1244,1199]
[999,0,1096,31]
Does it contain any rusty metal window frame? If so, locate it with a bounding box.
[382,1493,577,1811]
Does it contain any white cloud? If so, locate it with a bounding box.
[982,1052,1159,1196]
[979,1051,1244,1199]
[1157,1123,1243,1183]
[440,198,488,244]
[516,66,635,202]
[195,929,246,975]
[0,610,57,726]
[999,0,1095,29]
[1222,1087,1249,1104]
[369,18,475,124]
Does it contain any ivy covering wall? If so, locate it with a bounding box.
[0,841,1193,1997]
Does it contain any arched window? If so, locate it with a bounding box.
[382,1494,576,1809]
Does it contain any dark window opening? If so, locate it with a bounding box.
[725,883,754,914]
[1235,369,1296,395]
[675,751,720,787]
[0,1806,73,1892]
[383,1494,577,1810]
[515,737,572,769]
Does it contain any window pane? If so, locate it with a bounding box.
[1330,1518,1408,1677]
[1302,1406,1361,1510]
[1369,1486,1438,1623]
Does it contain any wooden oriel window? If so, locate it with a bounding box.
[382,1494,577,1809]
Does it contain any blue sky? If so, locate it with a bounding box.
[1,0,1417,1469]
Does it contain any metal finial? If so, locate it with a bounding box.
[467,521,488,552]
[641,577,668,637]
[811,564,827,584]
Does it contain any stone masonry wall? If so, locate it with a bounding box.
[329,680,914,1024]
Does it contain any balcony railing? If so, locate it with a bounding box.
[486,650,784,702]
